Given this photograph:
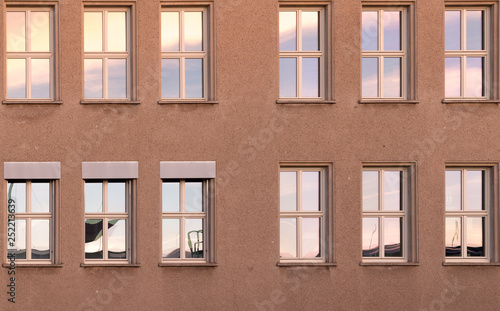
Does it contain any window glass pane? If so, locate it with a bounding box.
[161,59,180,98]
[162,219,180,258]
[161,12,180,51]
[185,182,203,212]
[7,12,26,52]
[302,171,319,211]
[466,11,483,51]
[184,12,203,51]
[302,58,319,98]
[445,11,461,50]
[185,219,204,258]
[185,58,203,98]
[301,11,319,51]
[384,217,402,257]
[279,58,297,97]
[84,59,103,99]
[85,219,103,259]
[362,218,379,257]
[108,182,126,213]
[7,59,26,99]
[280,171,297,211]
[31,182,50,213]
[279,11,297,51]
[467,217,484,257]
[362,57,378,97]
[445,217,461,257]
[30,12,50,52]
[31,58,50,99]
[302,218,320,258]
[384,171,401,211]
[383,11,400,51]
[465,57,483,97]
[85,182,103,213]
[445,58,461,98]
[108,59,127,99]
[162,182,180,212]
[107,12,127,52]
[445,171,461,211]
[108,219,126,259]
[363,171,379,211]
[31,219,50,259]
[362,12,378,51]
[8,220,26,259]
[466,171,484,211]
[383,57,401,97]
[84,12,103,52]
[280,218,297,258]
[7,182,26,213]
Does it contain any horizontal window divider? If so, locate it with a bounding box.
[3,101,63,105]
[7,52,52,57]
[162,213,206,217]
[445,50,487,56]
[12,214,52,218]
[2,263,63,268]
[359,262,419,266]
[80,263,141,268]
[276,99,335,105]
[279,52,323,56]
[84,53,129,58]
[362,51,405,56]
[276,262,336,267]
[161,52,206,57]
[442,99,500,104]
[363,211,405,216]
[158,100,218,105]
[85,214,128,218]
[445,211,488,215]
[80,100,140,105]
[359,99,419,104]
[158,262,217,267]
[280,212,323,217]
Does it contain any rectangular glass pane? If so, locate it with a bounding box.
[279,58,297,97]
[161,59,180,98]
[108,219,126,259]
[85,182,103,213]
[185,58,203,98]
[31,219,50,259]
[445,11,461,50]
[302,58,319,97]
[30,12,50,51]
[466,217,484,257]
[161,12,180,51]
[279,11,296,51]
[445,170,462,211]
[466,170,484,211]
[445,217,461,257]
[31,182,50,213]
[7,12,26,52]
[362,58,378,97]
[384,217,402,257]
[362,218,379,257]
[302,218,320,258]
[162,219,180,258]
[363,171,379,211]
[384,171,401,211]
[383,57,401,97]
[7,182,26,213]
[302,171,319,211]
[383,11,401,51]
[280,171,297,211]
[7,59,26,99]
[8,220,26,259]
[465,57,483,97]
[84,59,103,98]
[280,218,297,258]
[85,219,103,259]
[301,11,319,51]
[466,11,483,50]
[362,12,378,51]
[184,12,203,51]
[108,182,126,213]
[31,58,51,99]
[445,57,461,98]
[108,59,127,99]
[107,12,127,52]
[185,182,203,212]
[185,219,204,258]
[162,182,180,212]
[84,12,103,52]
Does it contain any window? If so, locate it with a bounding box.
[84,8,131,100]
[279,165,332,263]
[6,7,54,100]
[362,165,415,263]
[445,167,491,261]
[279,8,324,99]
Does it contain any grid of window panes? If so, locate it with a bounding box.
[445,9,487,98]
[84,9,129,99]
[362,169,405,259]
[362,9,404,98]
[6,8,53,99]
[84,181,128,261]
[279,8,323,98]
[445,169,488,259]
[162,180,206,260]
[7,181,52,261]
[161,9,206,99]
[280,168,323,261]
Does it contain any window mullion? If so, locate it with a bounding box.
[103,57,109,99]
[180,181,186,259]
[103,217,108,260]
[297,217,302,258]
[379,216,384,258]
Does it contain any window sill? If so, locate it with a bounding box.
[158,262,217,267]
[276,99,336,105]
[158,100,218,105]
[442,262,500,266]
[359,99,419,104]
[359,262,420,266]
[80,100,141,105]
[2,263,63,268]
[3,100,63,105]
[80,263,141,268]
[441,99,500,104]
[277,262,336,267]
